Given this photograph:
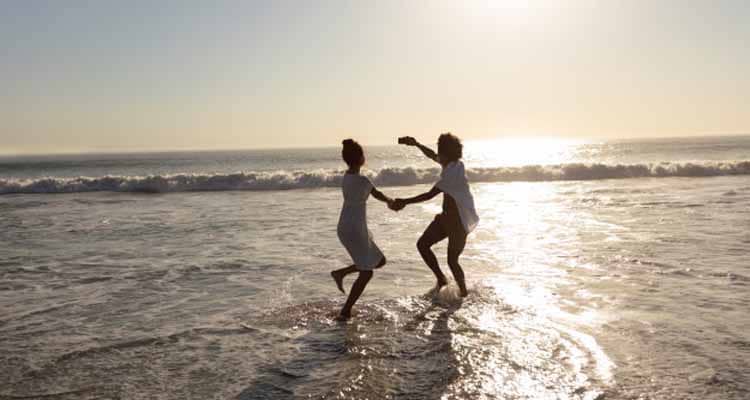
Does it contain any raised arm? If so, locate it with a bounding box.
[399,136,439,164]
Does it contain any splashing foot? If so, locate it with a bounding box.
[335,311,351,321]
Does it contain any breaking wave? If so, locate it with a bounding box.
[1,161,749,194]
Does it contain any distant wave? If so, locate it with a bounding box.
[1,161,749,194]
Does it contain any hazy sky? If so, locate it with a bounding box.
[2,0,749,154]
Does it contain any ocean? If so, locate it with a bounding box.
[1,135,749,399]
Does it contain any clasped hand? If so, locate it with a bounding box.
[387,198,406,211]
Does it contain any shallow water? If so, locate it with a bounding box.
[2,172,749,399]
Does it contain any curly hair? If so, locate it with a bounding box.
[437,133,462,163]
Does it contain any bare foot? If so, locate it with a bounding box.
[423,280,448,299]
[458,282,468,297]
[335,312,351,321]
[331,271,345,294]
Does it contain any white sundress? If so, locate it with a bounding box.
[337,173,385,270]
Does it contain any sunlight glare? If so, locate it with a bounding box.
[465,137,583,167]
[459,0,555,26]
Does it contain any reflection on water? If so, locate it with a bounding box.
[235,296,463,400]
[235,284,608,400]
[2,174,749,399]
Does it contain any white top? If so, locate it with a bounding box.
[436,161,479,233]
[337,173,384,270]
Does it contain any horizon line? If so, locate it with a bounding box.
[1,132,748,158]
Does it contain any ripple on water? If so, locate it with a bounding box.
[0,279,614,399]
[237,284,611,399]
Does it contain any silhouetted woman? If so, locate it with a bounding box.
[331,139,393,320]
[393,133,479,297]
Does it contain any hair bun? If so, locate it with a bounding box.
[341,138,364,167]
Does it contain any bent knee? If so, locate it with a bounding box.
[378,256,387,267]
[417,237,431,251]
[359,270,374,279]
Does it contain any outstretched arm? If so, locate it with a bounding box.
[391,186,441,211]
[402,185,442,205]
[371,187,393,205]
[399,136,439,163]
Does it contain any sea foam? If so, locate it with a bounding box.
[1,161,748,194]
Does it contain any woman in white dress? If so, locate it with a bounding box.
[331,139,393,320]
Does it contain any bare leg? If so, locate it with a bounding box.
[332,256,384,294]
[337,270,373,320]
[417,220,449,288]
[331,265,357,294]
[447,232,468,297]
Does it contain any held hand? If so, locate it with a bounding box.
[387,199,397,211]
[389,198,406,211]
[397,136,418,146]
